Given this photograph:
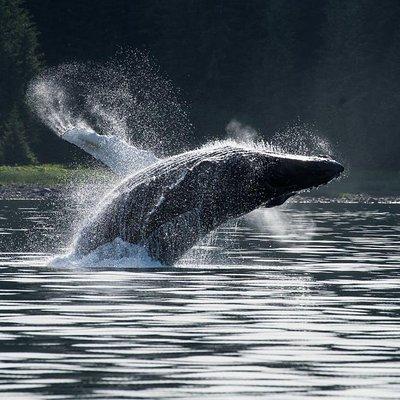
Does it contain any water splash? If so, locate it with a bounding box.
[246,206,316,242]
[271,120,333,158]
[50,237,162,269]
[26,51,193,155]
[226,119,262,144]
[196,138,331,163]
[26,71,92,134]
[225,118,334,161]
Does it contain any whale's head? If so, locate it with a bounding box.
[263,154,344,193]
[210,147,344,212]
[254,154,344,207]
[194,146,344,217]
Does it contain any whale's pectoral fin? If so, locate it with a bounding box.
[62,128,158,176]
[264,192,296,208]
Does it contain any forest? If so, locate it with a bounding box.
[1,0,400,173]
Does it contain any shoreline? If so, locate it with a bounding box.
[1,183,399,204]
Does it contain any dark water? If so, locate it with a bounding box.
[0,199,399,399]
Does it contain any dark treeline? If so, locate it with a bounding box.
[0,0,41,164]
[1,0,400,171]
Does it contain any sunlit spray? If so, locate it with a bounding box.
[26,51,193,153]
[246,206,316,242]
[225,119,262,144]
[270,119,333,158]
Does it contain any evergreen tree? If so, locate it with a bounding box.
[0,106,35,164]
[0,0,42,165]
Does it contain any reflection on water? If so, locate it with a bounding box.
[0,199,399,399]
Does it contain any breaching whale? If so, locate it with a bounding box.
[64,129,344,265]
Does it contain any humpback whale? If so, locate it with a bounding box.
[64,129,344,265]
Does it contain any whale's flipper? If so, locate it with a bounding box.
[62,128,158,175]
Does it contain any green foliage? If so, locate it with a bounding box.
[0,106,36,164]
[0,0,42,165]
[0,164,111,185]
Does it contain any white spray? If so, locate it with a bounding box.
[246,206,316,242]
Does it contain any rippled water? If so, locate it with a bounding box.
[0,199,399,399]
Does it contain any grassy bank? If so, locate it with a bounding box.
[0,164,111,186]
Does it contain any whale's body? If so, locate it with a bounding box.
[72,139,344,265]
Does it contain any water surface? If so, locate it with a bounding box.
[0,199,399,399]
